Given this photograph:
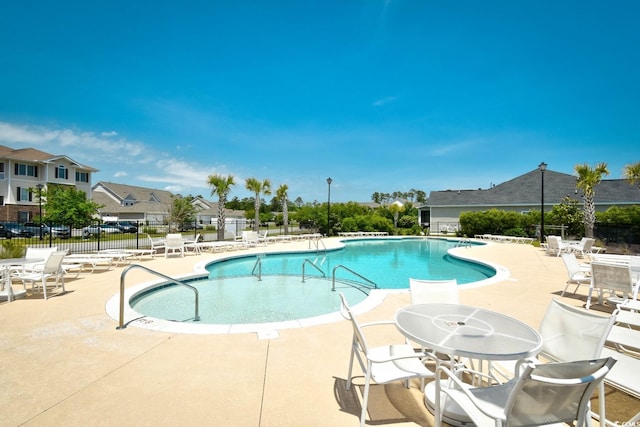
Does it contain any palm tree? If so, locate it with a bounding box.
[623,161,640,189]
[388,201,404,231]
[575,162,609,238]
[276,184,289,235]
[207,174,235,240]
[245,178,271,232]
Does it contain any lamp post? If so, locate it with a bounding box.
[538,162,547,243]
[36,184,44,240]
[326,177,332,237]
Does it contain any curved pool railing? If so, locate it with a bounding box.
[301,258,326,282]
[117,264,200,330]
[331,264,377,294]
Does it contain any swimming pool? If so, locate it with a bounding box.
[206,238,493,287]
[118,238,500,333]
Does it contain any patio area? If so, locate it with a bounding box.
[1,238,637,426]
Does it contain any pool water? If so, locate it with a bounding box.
[208,238,493,288]
[130,238,494,325]
[130,276,367,324]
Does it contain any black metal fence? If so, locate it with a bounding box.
[595,224,640,246]
[0,221,208,256]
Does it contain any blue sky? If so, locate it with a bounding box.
[1,1,638,203]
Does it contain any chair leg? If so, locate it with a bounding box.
[346,345,356,390]
[42,277,48,300]
[360,371,372,427]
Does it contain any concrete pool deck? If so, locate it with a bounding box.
[1,237,637,426]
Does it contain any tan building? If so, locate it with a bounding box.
[92,182,246,230]
[0,145,97,222]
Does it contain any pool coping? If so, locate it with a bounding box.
[104,237,510,336]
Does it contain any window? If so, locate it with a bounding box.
[0,162,4,180]
[14,163,38,177]
[76,171,89,183]
[55,165,69,179]
[18,211,29,223]
[17,187,33,202]
[123,194,136,206]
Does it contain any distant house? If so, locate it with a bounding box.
[92,181,177,223]
[92,182,246,229]
[0,145,98,222]
[419,168,640,232]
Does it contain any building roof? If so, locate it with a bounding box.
[427,169,640,207]
[92,181,246,218]
[0,144,98,171]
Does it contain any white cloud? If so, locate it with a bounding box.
[372,96,397,107]
[0,121,148,162]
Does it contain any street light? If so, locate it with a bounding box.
[538,162,547,243]
[36,184,44,240]
[326,177,332,237]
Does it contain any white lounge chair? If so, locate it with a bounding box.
[560,253,592,296]
[545,235,564,256]
[599,301,640,426]
[588,261,636,309]
[338,292,436,427]
[568,237,596,258]
[434,357,616,427]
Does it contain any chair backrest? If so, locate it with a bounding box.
[43,251,67,274]
[546,236,560,250]
[591,262,634,294]
[409,278,459,305]
[581,238,595,252]
[243,231,259,243]
[165,233,184,248]
[561,253,582,277]
[505,357,616,427]
[538,299,616,362]
[25,246,58,261]
[338,292,369,355]
[630,256,640,278]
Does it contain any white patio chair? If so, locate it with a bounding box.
[434,357,616,427]
[409,278,459,305]
[560,253,592,296]
[491,298,617,426]
[164,233,185,258]
[242,231,260,247]
[11,251,67,300]
[545,236,563,256]
[338,292,436,427]
[14,246,59,276]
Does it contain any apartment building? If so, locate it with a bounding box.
[0,145,98,222]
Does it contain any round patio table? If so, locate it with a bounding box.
[395,303,543,426]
